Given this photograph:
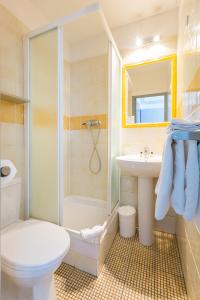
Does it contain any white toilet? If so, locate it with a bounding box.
[1,178,70,300]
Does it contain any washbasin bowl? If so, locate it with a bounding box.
[116,155,162,178]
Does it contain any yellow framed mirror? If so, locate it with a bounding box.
[122,54,177,128]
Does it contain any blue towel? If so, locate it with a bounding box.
[183,141,199,220]
[171,140,185,215]
[155,132,173,220]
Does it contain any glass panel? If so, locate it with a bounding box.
[63,12,109,205]
[30,29,59,223]
[110,45,121,211]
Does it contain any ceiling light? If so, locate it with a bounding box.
[153,35,160,42]
[136,37,143,47]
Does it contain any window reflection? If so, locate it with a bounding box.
[133,93,171,123]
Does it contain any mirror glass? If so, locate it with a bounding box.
[125,59,173,125]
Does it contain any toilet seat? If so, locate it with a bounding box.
[1,219,70,274]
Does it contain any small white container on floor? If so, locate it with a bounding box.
[118,205,136,238]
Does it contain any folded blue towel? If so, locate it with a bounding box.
[155,119,200,221]
[168,118,200,131]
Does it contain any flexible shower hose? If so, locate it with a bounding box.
[88,123,101,174]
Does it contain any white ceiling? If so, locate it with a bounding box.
[63,10,106,44]
[0,0,179,31]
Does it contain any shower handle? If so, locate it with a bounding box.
[82,120,101,128]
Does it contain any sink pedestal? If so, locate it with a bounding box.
[138,177,155,246]
[116,154,161,247]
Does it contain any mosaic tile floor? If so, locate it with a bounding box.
[55,231,187,300]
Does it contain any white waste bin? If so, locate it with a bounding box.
[118,205,136,238]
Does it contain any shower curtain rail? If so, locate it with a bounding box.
[172,130,200,141]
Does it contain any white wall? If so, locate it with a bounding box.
[113,8,178,64]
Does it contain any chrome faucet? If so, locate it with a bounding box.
[143,147,150,160]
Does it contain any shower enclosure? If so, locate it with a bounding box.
[24,3,122,275]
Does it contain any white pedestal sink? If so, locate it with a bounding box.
[116,154,162,246]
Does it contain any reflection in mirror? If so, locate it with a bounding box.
[123,56,176,127]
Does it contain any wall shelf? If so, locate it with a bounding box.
[0,92,29,104]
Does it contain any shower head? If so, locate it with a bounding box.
[82,119,101,128]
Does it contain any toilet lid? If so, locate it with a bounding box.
[1,219,70,271]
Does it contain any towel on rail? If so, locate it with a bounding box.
[194,144,200,229]
[155,132,174,220]
[168,119,200,131]
[155,119,200,221]
[183,141,199,220]
[171,140,186,215]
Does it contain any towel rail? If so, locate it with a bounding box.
[171,130,200,141]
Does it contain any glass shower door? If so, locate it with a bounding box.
[29,28,63,224]
[109,43,121,212]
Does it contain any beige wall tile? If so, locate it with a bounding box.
[121,127,167,156]
[64,54,108,201]
[0,5,27,222]
[0,4,28,97]
[0,100,24,124]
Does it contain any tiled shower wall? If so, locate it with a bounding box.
[176,1,200,299]
[64,55,108,201]
[0,4,28,219]
[0,4,27,97]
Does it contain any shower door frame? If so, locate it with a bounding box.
[107,42,122,215]
[24,2,122,223]
[97,8,122,216]
[24,25,64,225]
